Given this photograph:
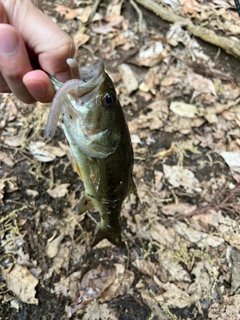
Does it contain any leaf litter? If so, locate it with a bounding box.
[1,0,240,319]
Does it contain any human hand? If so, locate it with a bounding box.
[0,0,75,104]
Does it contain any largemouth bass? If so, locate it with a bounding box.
[46,58,135,246]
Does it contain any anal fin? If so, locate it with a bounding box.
[74,160,83,180]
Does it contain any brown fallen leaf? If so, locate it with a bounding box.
[156,284,194,309]
[141,290,171,320]
[150,222,176,248]
[226,246,240,294]
[74,33,90,48]
[118,64,138,94]
[161,203,196,216]
[5,97,18,121]
[4,130,26,147]
[47,233,65,258]
[170,101,198,118]
[136,41,166,67]
[47,184,70,198]
[28,141,65,162]
[163,164,202,194]
[179,0,200,16]
[54,5,79,20]
[92,16,124,34]
[80,266,116,304]
[158,250,191,282]
[83,300,118,320]
[100,264,134,302]
[1,264,38,304]
[208,295,240,320]
[132,259,157,276]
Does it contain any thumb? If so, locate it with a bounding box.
[1,0,75,81]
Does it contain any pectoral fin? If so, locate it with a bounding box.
[76,194,94,214]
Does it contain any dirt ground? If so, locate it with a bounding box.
[1,0,240,319]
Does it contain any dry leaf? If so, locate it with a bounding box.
[78,6,92,23]
[107,0,124,17]
[140,291,170,319]
[188,261,214,300]
[173,221,208,243]
[0,151,14,167]
[0,180,6,203]
[28,141,65,162]
[4,131,26,147]
[163,164,202,194]
[226,246,240,294]
[220,151,240,168]
[132,259,157,276]
[54,5,79,20]
[162,0,180,8]
[80,266,116,303]
[167,22,191,46]
[159,250,191,282]
[100,264,134,302]
[170,101,198,118]
[209,295,240,320]
[1,264,38,304]
[136,41,166,67]
[156,284,193,308]
[161,203,196,216]
[47,233,65,258]
[92,16,124,34]
[118,64,138,94]
[187,72,216,101]
[26,189,39,197]
[83,300,118,320]
[179,0,200,16]
[47,184,70,198]
[137,100,169,131]
[74,33,90,47]
[150,222,176,247]
[5,97,18,121]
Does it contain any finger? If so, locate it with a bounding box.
[0,24,35,103]
[23,70,55,103]
[0,1,8,24]
[2,0,75,81]
[0,72,11,92]
[0,2,10,92]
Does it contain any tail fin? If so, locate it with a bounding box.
[92,226,123,247]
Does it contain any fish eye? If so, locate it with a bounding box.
[103,93,115,108]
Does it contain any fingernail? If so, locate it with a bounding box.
[56,70,72,82]
[0,29,19,56]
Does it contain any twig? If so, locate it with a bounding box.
[135,0,240,60]
[85,0,102,25]
[162,185,240,226]
[130,0,144,33]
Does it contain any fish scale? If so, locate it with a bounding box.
[46,59,135,246]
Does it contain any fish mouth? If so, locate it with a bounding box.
[62,61,107,137]
[72,61,105,98]
[47,59,119,158]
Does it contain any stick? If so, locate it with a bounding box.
[135,0,240,60]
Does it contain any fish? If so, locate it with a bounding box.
[45,58,135,246]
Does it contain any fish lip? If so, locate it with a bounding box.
[74,61,105,98]
[66,63,105,114]
[64,63,107,135]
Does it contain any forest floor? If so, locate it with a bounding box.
[1,0,240,319]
